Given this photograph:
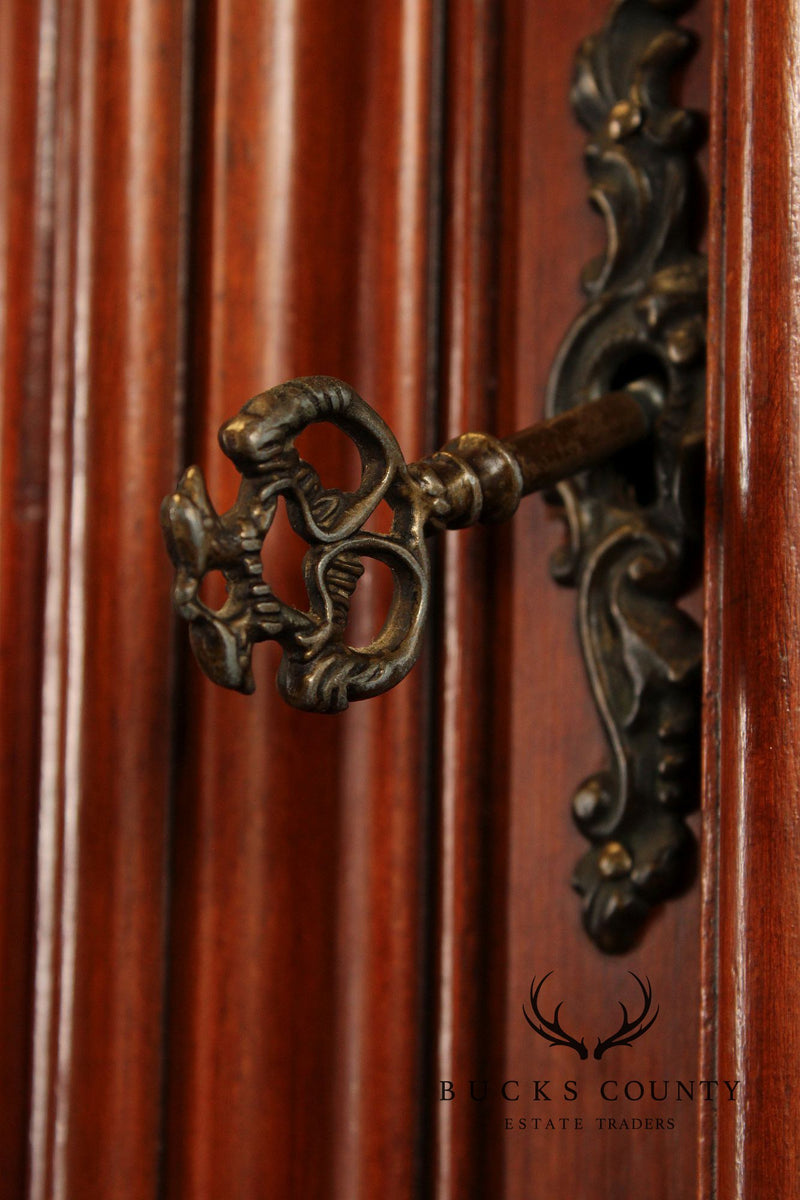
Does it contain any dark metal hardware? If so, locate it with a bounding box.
[162,0,705,953]
[545,0,705,952]
[161,381,651,710]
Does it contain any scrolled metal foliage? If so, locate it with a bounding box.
[545,0,706,952]
[161,376,432,714]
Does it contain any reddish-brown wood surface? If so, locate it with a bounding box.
[7,0,785,1198]
[163,3,439,1197]
[430,3,506,1197]
[702,0,800,1194]
[0,2,54,1192]
[23,1,190,1196]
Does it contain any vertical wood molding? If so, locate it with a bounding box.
[0,1,56,1190]
[431,2,507,1196]
[27,1,191,1195]
[704,0,800,1195]
[163,3,441,1196]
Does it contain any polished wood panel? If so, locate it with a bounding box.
[26,2,190,1196]
[703,0,800,1194]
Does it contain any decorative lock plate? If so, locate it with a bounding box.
[545,0,705,951]
[161,0,706,953]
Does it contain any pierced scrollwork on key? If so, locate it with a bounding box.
[161,375,525,713]
[161,377,428,712]
[545,0,706,952]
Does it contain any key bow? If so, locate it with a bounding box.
[161,376,431,713]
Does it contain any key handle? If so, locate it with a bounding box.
[161,376,431,713]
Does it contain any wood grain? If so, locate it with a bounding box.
[26,1,190,1196]
[0,2,726,1197]
[430,2,506,1196]
[0,2,55,1191]
[703,0,800,1194]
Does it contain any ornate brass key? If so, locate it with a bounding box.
[161,380,653,713]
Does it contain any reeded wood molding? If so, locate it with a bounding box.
[26,2,191,1196]
[163,4,440,1197]
[430,2,505,1195]
[0,2,56,1190]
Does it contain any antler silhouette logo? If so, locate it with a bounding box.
[593,972,659,1060]
[523,972,659,1060]
[523,973,588,1060]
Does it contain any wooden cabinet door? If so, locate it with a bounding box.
[0,0,795,1196]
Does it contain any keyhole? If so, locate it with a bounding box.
[607,353,669,508]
